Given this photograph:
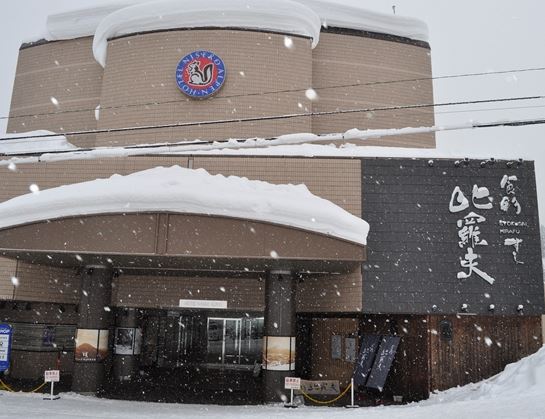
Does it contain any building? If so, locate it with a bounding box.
[0,0,543,405]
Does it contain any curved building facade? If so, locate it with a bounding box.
[0,1,542,406]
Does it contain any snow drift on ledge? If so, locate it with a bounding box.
[0,165,369,245]
[0,131,76,154]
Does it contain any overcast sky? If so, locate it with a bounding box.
[1,0,544,221]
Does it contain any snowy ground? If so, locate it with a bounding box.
[2,345,545,419]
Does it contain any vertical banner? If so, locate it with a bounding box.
[353,334,381,386]
[366,336,400,391]
[75,329,109,362]
[262,336,296,370]
[0,324,12,372]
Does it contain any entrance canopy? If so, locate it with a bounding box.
[0,166,367,273]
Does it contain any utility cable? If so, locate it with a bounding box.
[2,94,545,142]
[2,66,545,121]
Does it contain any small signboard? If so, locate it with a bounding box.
[284,377,301,390]
[300,380,340,395]
[44,370,60,383]
[0,323,12,372]
[179,299,227,309]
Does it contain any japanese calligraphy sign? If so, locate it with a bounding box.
[361,158,544,316]
[449,171,530,285]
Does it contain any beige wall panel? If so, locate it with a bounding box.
[312,33,435,147]
[13,262,80,304]
[309,317,359,385]
[97,30,312,146]
[112,274,264,311]
[0,257,17,299]
[7,38,103,148]
[0,156,189,204]
[296,267,362,313]
[194,157,361,217]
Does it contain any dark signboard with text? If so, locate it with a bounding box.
[361,158,544,315]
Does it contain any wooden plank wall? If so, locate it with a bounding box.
[429,315,543,391]
[309,317,359,387]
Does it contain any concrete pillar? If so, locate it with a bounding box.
[113,308,141,381]
[262,270,296,403]
[72,265,113,395]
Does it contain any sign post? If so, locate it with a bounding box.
[44,370,60,400]
[284,377,300,408]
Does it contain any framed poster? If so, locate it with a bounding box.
[42,325,56,347]
[75,329,109,362]
[331,335,342,360]
[345,337,356,362]
[262,336,296,370]
[114,327,143,355]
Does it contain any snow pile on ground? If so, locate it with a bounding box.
[0,131,77,154]
[1,345,545,419]
[425,344,545,404]
[0,165,369,245]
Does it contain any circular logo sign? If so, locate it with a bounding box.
[175,50,226,99]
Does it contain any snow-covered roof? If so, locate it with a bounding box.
[0,131,77,155]
[0,165,369,245]
[43,0,429,67]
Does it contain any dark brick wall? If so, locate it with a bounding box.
[361,157,544,315]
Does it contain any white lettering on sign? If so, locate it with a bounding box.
[284,377,301,390]
[179,299,227,309]
[499,174,525,263]
[450,185,495,285]
[500,175,522,214]
[44,370,60,382]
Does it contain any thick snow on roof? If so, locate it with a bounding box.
[0,131,77,155]
[0,165,369,245]
[42,0,428,67]
[93,0,321,67]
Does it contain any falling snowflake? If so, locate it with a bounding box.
[305,88,318,101]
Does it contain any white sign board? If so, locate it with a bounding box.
[44,370,60,382]
[179,299,227,309]
[284,377,301,390]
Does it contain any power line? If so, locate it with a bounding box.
[3,117,545,161]
[436,103,545,115]
[2,94,545,142]
[3,66,545,121]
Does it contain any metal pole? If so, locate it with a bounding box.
[51,381,54,400]
[290,388,294,406]
[345,377,358,408]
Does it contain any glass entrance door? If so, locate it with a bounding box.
[207,318,242,364]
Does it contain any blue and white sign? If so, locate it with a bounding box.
[0,324,12,372]
[175,50,226,99]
